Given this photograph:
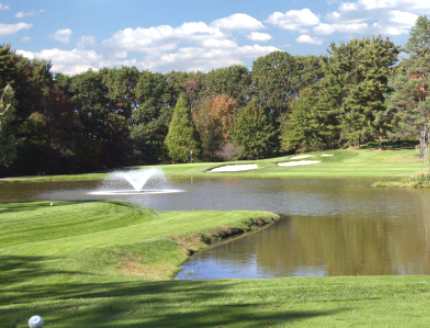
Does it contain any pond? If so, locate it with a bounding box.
[2,177,430,279]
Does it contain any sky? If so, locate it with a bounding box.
[0,0,427,75]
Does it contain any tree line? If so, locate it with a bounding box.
[1,16,430,176]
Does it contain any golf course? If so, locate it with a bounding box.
[1,148,430,327]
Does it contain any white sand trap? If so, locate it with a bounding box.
[291,155,314,160]
[210,164,258,173]
[321,153,334,157]
[278,160,321,167]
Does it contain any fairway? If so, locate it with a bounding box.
[1,149,428,184]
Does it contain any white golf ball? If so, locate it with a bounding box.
[28,315,44,328]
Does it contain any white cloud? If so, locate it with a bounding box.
[388,10,418,26]
[296,34,323,45]
[16,10,44,18]
[268,9,320,31]
[374,10,418,35]
[343,0,430,11]
[17,48,105,75]
[212,13,264,30]
[339,2,359,12]
[104,22,224,52]
[53,28,72,44]
[18,18,279,75]
[358,0,430,10]
[247,32,272,42]
[0,22,32,36]
[314,20,368,35]
[105,22,278,71]
[0,3,9,11]
[329,1,423,36]
[77,35,97,48]
[150,44,278,71]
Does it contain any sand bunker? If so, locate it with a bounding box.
[321,153,334,157]
[278,160,321,167]
[290,155,314,160]
[210,164,258,173]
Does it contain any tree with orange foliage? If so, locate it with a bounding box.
[193,94,237,160]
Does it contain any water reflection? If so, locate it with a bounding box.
[178,190,430,279]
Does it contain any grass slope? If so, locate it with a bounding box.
[2,201,430,327]
[0,149,427,183]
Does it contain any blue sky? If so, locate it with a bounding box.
[0,0,426,74]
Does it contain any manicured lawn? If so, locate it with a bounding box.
[160,148,428,179]
[0,149,428,184]
[2,201,430,327]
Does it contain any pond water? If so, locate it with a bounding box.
[2,177,430,279]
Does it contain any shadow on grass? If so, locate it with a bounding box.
[0,255,95,305]
[1,255,348,327]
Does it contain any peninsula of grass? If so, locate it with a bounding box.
[0,148,427,184]
[3,201,430,327]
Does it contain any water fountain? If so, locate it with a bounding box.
[88,168,184,196]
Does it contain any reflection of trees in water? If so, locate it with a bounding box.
[189,185,430,277]
[215,194,430,275]
[248,193,430,276]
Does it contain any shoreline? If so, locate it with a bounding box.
[0,149,427,184]
[171,214,281,280]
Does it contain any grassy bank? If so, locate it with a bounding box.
[0,148,427,184]
[0,201,278,281]
[2,201,430,327]
[373,172,430,189]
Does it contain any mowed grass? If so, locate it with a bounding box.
[0,149,427,184]
[159,148,428,179]
[2,201,430,327]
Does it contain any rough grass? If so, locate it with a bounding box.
[1,149,427,183]
[374,171,430,188]
[3,201,430,327]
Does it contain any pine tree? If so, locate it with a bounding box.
[0,45,16,90]
[320,38,399,147]
[390,16,430,158]
[165,95,201,162]
[232,99,278,159]
[281,87,324,152]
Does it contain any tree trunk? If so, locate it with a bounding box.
[419,125,430,160]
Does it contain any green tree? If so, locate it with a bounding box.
[232,99,278,159]
[204,65,251,105]
[390,16,430,158]
[319,38,399,147]
[0,45,17,90]
[101,67,139,118]
[252,51,298,117]
[70,71,130,169]
[281,87,324,152]
[0,84,17,167]
[405,16,430,58]
[165,95,200,162]
[130,71,174,163]
[130,99,171,163]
